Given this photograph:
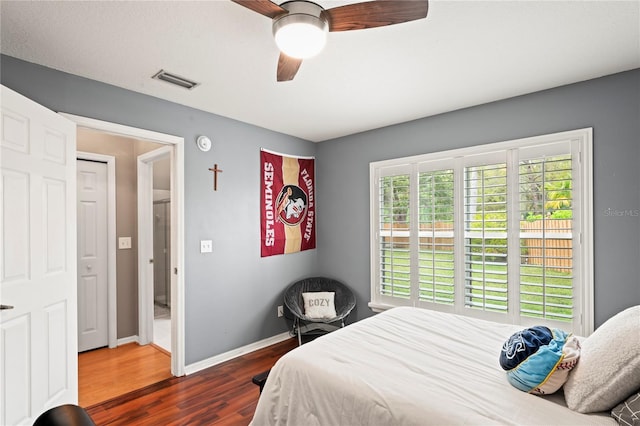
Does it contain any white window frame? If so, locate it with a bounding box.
[369,128,594,336]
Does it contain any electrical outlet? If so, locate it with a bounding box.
[277,305,284,317]
[118,237,132,249]
[200,240,212,253]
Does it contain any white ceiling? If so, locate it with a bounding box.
[1,0,639,142]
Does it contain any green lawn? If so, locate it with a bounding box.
[381,250,573,321]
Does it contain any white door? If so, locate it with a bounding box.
[0,85,78,424]
[77,160,108,352]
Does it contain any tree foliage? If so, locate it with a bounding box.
[380,155,573,227]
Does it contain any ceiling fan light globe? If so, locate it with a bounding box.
[272,1,328,59]
[275,22,327,59]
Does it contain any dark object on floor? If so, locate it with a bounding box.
[252,370,270,393]
[284,276,356,345]
[33,404,96,426]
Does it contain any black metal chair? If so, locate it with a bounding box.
[284,277,356,345]
[33,404,96,426]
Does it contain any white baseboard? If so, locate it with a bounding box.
[184,332,292,375]
[117,335,139,346]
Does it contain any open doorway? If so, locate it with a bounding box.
[139,148,172,354]
[153,195,172,353]
[66,113,185,405]
[153,158,172,353]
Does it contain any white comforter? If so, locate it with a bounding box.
[251,307,615,425]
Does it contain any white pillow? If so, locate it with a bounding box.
[302,292,336,319]
[563,305,640,413]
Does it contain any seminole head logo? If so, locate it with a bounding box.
[276,185,308,226]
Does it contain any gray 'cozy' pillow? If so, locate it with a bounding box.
[563,305,640,413]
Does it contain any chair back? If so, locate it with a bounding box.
[33,404,96,426]
[284,277,356,322]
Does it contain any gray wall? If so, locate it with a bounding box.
[2,54,638,367]
[317,68,640,328]
[1,55,319,365]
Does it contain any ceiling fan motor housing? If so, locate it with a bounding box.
[272,1,329,59]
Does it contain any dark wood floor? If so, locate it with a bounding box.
[86,338,298,425]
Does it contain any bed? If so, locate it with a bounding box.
[251,306,629,425]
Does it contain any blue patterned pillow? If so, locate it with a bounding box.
[500,326,553,369]
[500,326,580,395]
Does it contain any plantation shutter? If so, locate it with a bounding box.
[518,142,574,322]
[418,168,455,305]
[377,166,412,300]
[370,129,591,335]
[463,162,508,313]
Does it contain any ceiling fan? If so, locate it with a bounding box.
[231,0,429,81]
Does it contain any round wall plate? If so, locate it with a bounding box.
[197,135,212,152]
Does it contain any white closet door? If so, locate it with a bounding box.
[77,159,108,352]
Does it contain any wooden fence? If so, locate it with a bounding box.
[382,222,454,251]
[381,220,573,270]
[520,219,573,270]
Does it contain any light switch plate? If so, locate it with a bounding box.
[200,240,213,253]
[118,237,132,249]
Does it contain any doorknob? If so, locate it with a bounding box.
[149,259,154,264]
[0,304,14,310]
[87,264,92,270]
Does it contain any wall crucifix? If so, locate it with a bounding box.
[208,164,223,191]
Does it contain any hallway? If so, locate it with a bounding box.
[78,344,171,407]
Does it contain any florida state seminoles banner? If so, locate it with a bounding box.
[261,149,316,257]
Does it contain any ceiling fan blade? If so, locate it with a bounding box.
[326,0,429,32]
[231,0,288,19]
[277,53,303,82]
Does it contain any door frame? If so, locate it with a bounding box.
[76,152,117,349]
[61,113,185,376]
[137,146,172,348]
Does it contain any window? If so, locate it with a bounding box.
[370,129,593,335]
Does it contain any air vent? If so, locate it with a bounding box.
[152,70,199,90]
